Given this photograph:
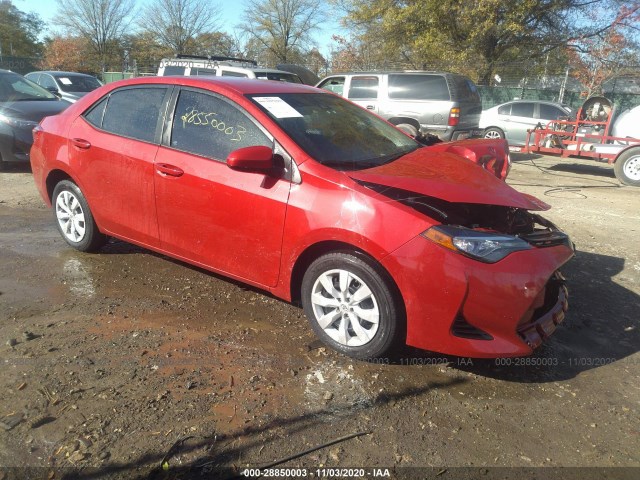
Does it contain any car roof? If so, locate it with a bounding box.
[106,76,319,96]
[322,71,451,76]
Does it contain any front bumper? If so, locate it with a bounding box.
[381,236,574,358]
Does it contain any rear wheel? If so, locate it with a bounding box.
[52,180,107,252]
[614,147,640,186]
[301,252,404,359]
[483,127,505,140]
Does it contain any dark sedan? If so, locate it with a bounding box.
[0,69,70,170]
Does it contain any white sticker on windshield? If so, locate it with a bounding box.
[253,96,302,118]
[59,77,73,85]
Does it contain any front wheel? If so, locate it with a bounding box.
[301,252,404,359]
[52,180,107,252]
[614,148,640,186]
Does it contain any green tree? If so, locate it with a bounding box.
[0,0,44,57]
[341,0,639,84]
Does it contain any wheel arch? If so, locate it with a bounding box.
[46,169,75,204]
[289,240,405,316]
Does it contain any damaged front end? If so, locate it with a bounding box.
[367,182,575,357]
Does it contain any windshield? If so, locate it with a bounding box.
[54,75,102,93]
[249,93,419,170]
[0,72,58,102]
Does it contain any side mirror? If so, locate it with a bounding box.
[46,86,61,97]
[227,146,274,171]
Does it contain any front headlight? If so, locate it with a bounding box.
[422,225,532,263]
[0,114,38,129]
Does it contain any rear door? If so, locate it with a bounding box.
[153,87,291,287]
[67,86,170,246]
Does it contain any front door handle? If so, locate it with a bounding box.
[71,138,91,149]
[156,163,184,177]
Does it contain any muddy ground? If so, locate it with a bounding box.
[0,154,638,480]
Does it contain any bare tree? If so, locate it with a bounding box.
[138,0,221,55]
[240,0,324,64]
[53,0,136,71]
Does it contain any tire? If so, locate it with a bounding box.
[483,127,505,140]
[614,148,640,186]
[301,252,404,359]
[52,180,107,252]
[395,123,418,137]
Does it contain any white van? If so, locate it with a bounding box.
[157,55,303,84]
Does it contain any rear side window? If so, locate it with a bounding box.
[348,76,379,99]
[99,87,167,143]
[388,74,450,101]
[170,89,271,161]
[511,103,535,118]
[163,66,186,76]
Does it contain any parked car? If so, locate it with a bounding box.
[30,77,573,359]
[157,55,303,84]
[0,69,70,171]
[480,100,571,145]
[315,71,482,141]
[25,71,102,103]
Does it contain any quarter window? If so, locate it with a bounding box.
[170,89,271,161]
[348,76,379,99]
[99,87,167,143]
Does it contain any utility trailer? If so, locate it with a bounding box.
[521,96,640,186]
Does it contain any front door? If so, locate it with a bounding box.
[153,88,291,287]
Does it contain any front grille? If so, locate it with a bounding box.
[521,229,572,248]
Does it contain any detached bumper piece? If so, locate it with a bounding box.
[517,271,568,349]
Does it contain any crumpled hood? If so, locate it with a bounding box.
[348,147,550,211]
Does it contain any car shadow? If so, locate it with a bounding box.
[545,162,617,180]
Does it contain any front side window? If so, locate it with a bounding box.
[99,87,167,143]
[249,93,418,170]
[171,89,271,161]
[40,75,58,90]
[388,74,450,101]
[348,76,379,99]
[539,104,569,120]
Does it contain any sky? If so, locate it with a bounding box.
[14,0,344,57]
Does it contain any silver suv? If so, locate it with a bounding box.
[157,55,303,83]
[316,71,482,141]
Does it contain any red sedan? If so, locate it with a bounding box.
[30,77,573,359]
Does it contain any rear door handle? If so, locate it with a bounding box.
[366,105,375,110]
[71,138,91,149]
[156,163,184,177]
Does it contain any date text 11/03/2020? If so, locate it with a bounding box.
[242,468,391,478]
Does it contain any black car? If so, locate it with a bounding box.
[0,69,70,170]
